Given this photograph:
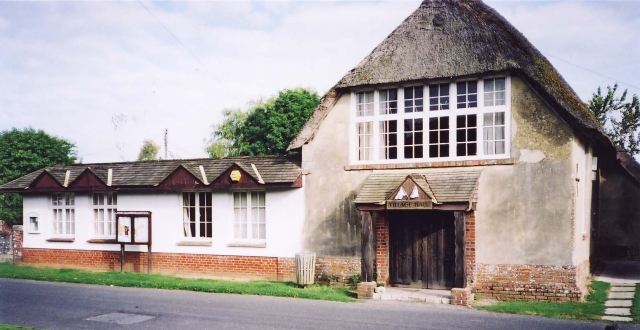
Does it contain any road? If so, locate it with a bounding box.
[0,278,637,330]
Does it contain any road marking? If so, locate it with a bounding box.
[86,312,155,325]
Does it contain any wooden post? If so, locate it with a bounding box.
[361,211,374,282]
[120,244,124,273]
[454,211,466,288]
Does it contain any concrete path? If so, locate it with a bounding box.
[597,261,640,322]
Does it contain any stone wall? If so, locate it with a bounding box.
[12,225,22,262]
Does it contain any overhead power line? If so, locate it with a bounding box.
[543,52,640,92]
[136,0,238,100]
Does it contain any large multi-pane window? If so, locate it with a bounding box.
[183,192,212,239]
[233,191,266,241]
[93,192,117,237]
[352,76,509,163]
[52,193,74,236]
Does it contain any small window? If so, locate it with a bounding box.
[183,192,212,239]
[379,120,398,160]
[428,116,450,158]
[356,122,373,161]
[484,78,506,106]
[234,191,266,240]
[404,118,424,159]
[29,217,39,233]
[429,84,450,111]
[404,86,424,113]
[52,193,74,236]
[483,112,506,155]
[457,81,478,109]
[379,89,398,115]
[356,91,374,117]
[456,115,477,156]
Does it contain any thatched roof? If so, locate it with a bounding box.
[288,0,613,153]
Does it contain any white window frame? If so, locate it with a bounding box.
[182,191,213,240]
[26,212,39,234]
[350,76,511,164]
[233,191,266,243]
[51,192,75,237]
[92,192,117,238]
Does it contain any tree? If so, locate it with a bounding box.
[205,109,248,158]
[205,88,320,157]
[137,139,160,161]
[239,88,319,156]
[0,128,77,226]
[588,84,640,155]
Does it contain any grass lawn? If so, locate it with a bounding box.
[477,281,610,321]
[0,263,356,302]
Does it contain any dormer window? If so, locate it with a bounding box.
[350,76,510,164]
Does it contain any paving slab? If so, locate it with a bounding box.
[611,283,637,287]
[605,300,632,307]
[602,315,633,322]
[609,292,635,299]
[611,286,636,292]
[605,307,631,316]
[372,287,451,304]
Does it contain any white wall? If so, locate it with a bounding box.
[22,186,305,258]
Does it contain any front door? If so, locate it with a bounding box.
[389,211,455,289]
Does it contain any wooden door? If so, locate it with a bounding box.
[389,211,455,289]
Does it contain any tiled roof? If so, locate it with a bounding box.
[354,169,482,204]
[0,156,301,190]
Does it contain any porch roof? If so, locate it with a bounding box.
[354,169,481,205]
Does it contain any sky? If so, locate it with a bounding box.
[1,0,639,164]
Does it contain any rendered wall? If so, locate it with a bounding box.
[22,188,305,258]
[475,76,577,267]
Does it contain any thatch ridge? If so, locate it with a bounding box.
[288,0,612,152]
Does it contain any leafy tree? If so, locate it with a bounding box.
[205,109,248,158]
[137,139,160,161]
[0,128,77,226]
[588,84,640,155]
[206,88,320,157]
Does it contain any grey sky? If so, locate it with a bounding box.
[1,1,638,163]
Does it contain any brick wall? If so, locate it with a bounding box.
[21,248,357,283]
[314,256,360,283]
[465,212,476,286]
[473,264,583,302]
[375,211,389,284]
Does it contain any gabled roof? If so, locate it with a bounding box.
[354,169,481,205]
[288,0,612,153]
[0,156,302,192]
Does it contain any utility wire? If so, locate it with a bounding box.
[136,0,238,100]
[543,52,640,92]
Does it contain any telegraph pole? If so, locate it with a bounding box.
[164,129,168,160]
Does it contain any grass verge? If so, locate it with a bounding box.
[632,283,640,322]
[0,325,39,330]
[0,263,355,302]
[477,281,609,321]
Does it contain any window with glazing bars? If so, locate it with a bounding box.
[52,193,74,236]
[93,192,117,236]
[234,191,266,240]
[182,192,212,238]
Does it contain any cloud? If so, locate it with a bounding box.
[0,0,638,163]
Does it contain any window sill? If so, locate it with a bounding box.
[46,238,75,243]
[87,238,117,244]
[28,232,40,235]
[227,242,266,248]
[345,158,515,170]
[177,241,212,247]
